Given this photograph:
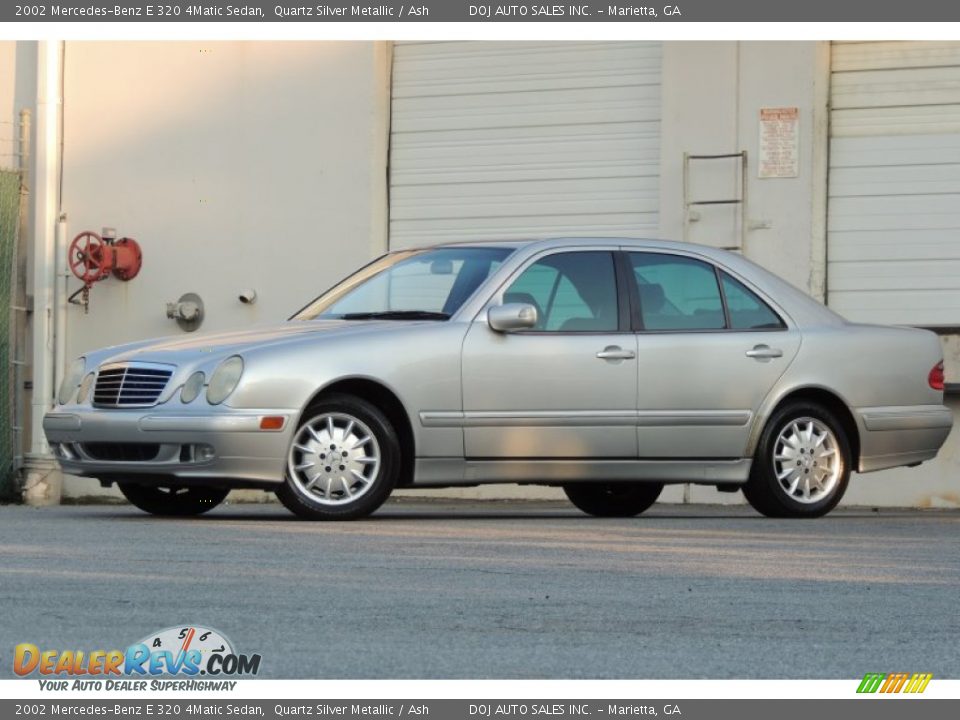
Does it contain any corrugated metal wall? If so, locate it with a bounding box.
[829,41,960,326]
[389,41,661,249]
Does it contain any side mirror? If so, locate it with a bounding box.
[488,303,538,332]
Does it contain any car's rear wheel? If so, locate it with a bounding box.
[276,393,400,520]
[563,482,664,517]
[743,401,851,518]
[118,483,229,516]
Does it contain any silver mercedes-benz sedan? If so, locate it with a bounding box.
[44,238,953,520]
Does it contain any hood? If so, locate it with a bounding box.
[90,320,412,367]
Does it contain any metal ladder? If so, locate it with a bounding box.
[682,150,748,252]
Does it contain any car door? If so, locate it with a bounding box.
[625,251,801,459]
[461,249,638,458]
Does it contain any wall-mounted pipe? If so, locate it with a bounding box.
[28,40,63,457]
[53,213,68,401]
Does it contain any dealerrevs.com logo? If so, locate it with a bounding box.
[13,626,261,689]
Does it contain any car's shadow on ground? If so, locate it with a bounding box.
[53,503,934,522]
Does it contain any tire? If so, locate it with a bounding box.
[743,401,851,518]
[118,483,229,517]
[276,393,400,520]
[563,482,664,517]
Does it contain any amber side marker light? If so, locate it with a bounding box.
[260,416,285,431]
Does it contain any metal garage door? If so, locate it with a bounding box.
[389,42,661,249]
[829,41,960,326]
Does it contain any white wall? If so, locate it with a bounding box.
[54,41,391,498]
[659,42,830,294]
[659,42,741,252]
[60,41,391,357]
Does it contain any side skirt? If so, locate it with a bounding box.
[412,458,752,486]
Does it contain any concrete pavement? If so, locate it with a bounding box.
[0,499,957,678]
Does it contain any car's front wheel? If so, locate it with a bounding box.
[742,401,851,518]
[563,482,664,517]
[118,483,229,516]
[276,394,400,520]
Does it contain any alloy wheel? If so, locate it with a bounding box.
[772,416,841,504]
[287,412,382,506]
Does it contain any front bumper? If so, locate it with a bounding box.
[43,408,297,486]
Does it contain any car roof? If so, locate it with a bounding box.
[426,237,772,268]
[430,237,729,255]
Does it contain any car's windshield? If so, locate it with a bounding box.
[293,246,514,321]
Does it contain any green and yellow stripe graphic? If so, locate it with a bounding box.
[857,672,933,694]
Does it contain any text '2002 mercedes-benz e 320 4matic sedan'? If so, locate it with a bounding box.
[45,238,952,520]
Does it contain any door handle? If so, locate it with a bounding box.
[745,344,783,360]
[596,346,636,361]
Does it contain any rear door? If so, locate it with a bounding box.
[625,251,801,459]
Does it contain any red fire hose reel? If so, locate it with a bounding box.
[68,230,143,311]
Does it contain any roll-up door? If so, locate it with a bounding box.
[829,41,960,326]
[389,42,661,249]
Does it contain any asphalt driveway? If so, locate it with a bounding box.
[0,499,957,678]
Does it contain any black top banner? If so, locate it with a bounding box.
[6,0,960,22]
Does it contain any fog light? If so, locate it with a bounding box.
[196,444,216,462]
[53,443,77,461]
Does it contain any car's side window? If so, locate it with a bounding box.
[721,272,786,330]
[629,253,724,331]
[503,251,619,332]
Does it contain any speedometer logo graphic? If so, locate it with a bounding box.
[133,625,235,674]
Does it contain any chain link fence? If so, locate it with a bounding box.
[0,168,20,498]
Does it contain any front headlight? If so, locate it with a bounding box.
[58,357,87,405]
[206,356,243,405]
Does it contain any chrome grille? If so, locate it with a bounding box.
[93,362,174,408]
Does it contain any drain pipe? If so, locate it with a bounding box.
[23,40,63,505]
[54,213,68,398]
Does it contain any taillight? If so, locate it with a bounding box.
[929,361,945,391]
